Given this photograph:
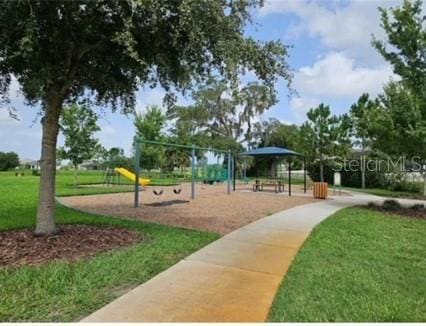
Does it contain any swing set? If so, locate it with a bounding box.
[151,183,181,196]
[133,138,234,208]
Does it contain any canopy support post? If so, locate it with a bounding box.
[243,157,247,183]
[288,158,292,196]
[227,150,231,194]
[304,155,307,193]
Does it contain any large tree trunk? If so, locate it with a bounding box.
[73,164,78,187]
[35,97,62,236]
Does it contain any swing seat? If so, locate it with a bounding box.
[153,189,164,196]
[173,188,182,194]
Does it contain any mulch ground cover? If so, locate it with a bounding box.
[0,224,142,268]
[364,205,426,220]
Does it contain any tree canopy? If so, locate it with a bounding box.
[349,93,379,188]
[372,0,426,111]
[0,0,292,235]
[300,104,351,182]
[0,152,20,171]
[134,106,167,171]
[58,104,100,185]
[371,0,426,194]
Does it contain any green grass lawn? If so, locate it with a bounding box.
[343,186,426,200]
[0,171,218,321]
[269,207,426,322]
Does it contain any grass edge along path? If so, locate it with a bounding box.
[343,186,426,201]
[0,171,219,321]
[0,206,219,322]
[268,206,426,322]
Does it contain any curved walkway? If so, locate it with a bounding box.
[81,192,425,322]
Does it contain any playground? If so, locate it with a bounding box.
[60,182,317,234]
[58,141,349,234]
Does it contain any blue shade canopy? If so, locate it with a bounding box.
[239,146,302,157]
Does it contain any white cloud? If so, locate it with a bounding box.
[289,96,321,124]
[294,51,396,98]
[260,0,403,62]
[135,88,166,114]
[287,50,399,124]
[98,124,116,137]
[0,109,19,123]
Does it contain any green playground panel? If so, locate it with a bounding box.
[197,164,228,182]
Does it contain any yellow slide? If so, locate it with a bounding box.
[114,167,151,186]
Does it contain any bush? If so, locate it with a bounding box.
[383,173,421,193]
[32,170,40,176]
[382,199,402,210]
[307,160,387,187]
[340,168,387,188]
[367,201,378,208]
[306,161,337,183]
[410,203,425,211]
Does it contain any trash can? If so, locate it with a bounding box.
[313,182,328,199]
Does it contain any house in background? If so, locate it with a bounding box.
[79,160,101,170]
[19,158,40,170]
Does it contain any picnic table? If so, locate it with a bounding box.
[252,179,285,193]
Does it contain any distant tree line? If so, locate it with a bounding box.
[0,152,19,171]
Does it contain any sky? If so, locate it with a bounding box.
[1,0,420,160]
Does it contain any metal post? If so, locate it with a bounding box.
[288,158,292,196]
[243,158,247,183]
[134,144,141,208]
[232,155,236,191]
[304,155,307,193]
[227,150,231,194]
[191,145,195,200]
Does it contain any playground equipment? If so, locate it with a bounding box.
[133,138,234,208]
[198,163,228,185]
[114,167,150,186]
[173,184,182,194]
[103,168,120,186]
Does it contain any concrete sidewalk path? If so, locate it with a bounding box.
[82,197,354,322]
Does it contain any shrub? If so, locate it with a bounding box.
[367,201,378,208]
[410,203,425,211]
[384,173,421,193]
[382,199,402,210]
[307,159,387,188]
[306,161,337,183]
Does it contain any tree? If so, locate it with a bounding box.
[190,78,278,144]
[249,118,302,176]
[58,104,100,186]
[368,82,426,193]
[0,151,19,171]
[99,147,132,170]
[0,1,291,235]
[166,108,203,173]
[300,104,351,182]
[252,118,301,150]
[372,0,426,110]
[371,0,426,195]
[349,93,378,189]
[134,106,166,171]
